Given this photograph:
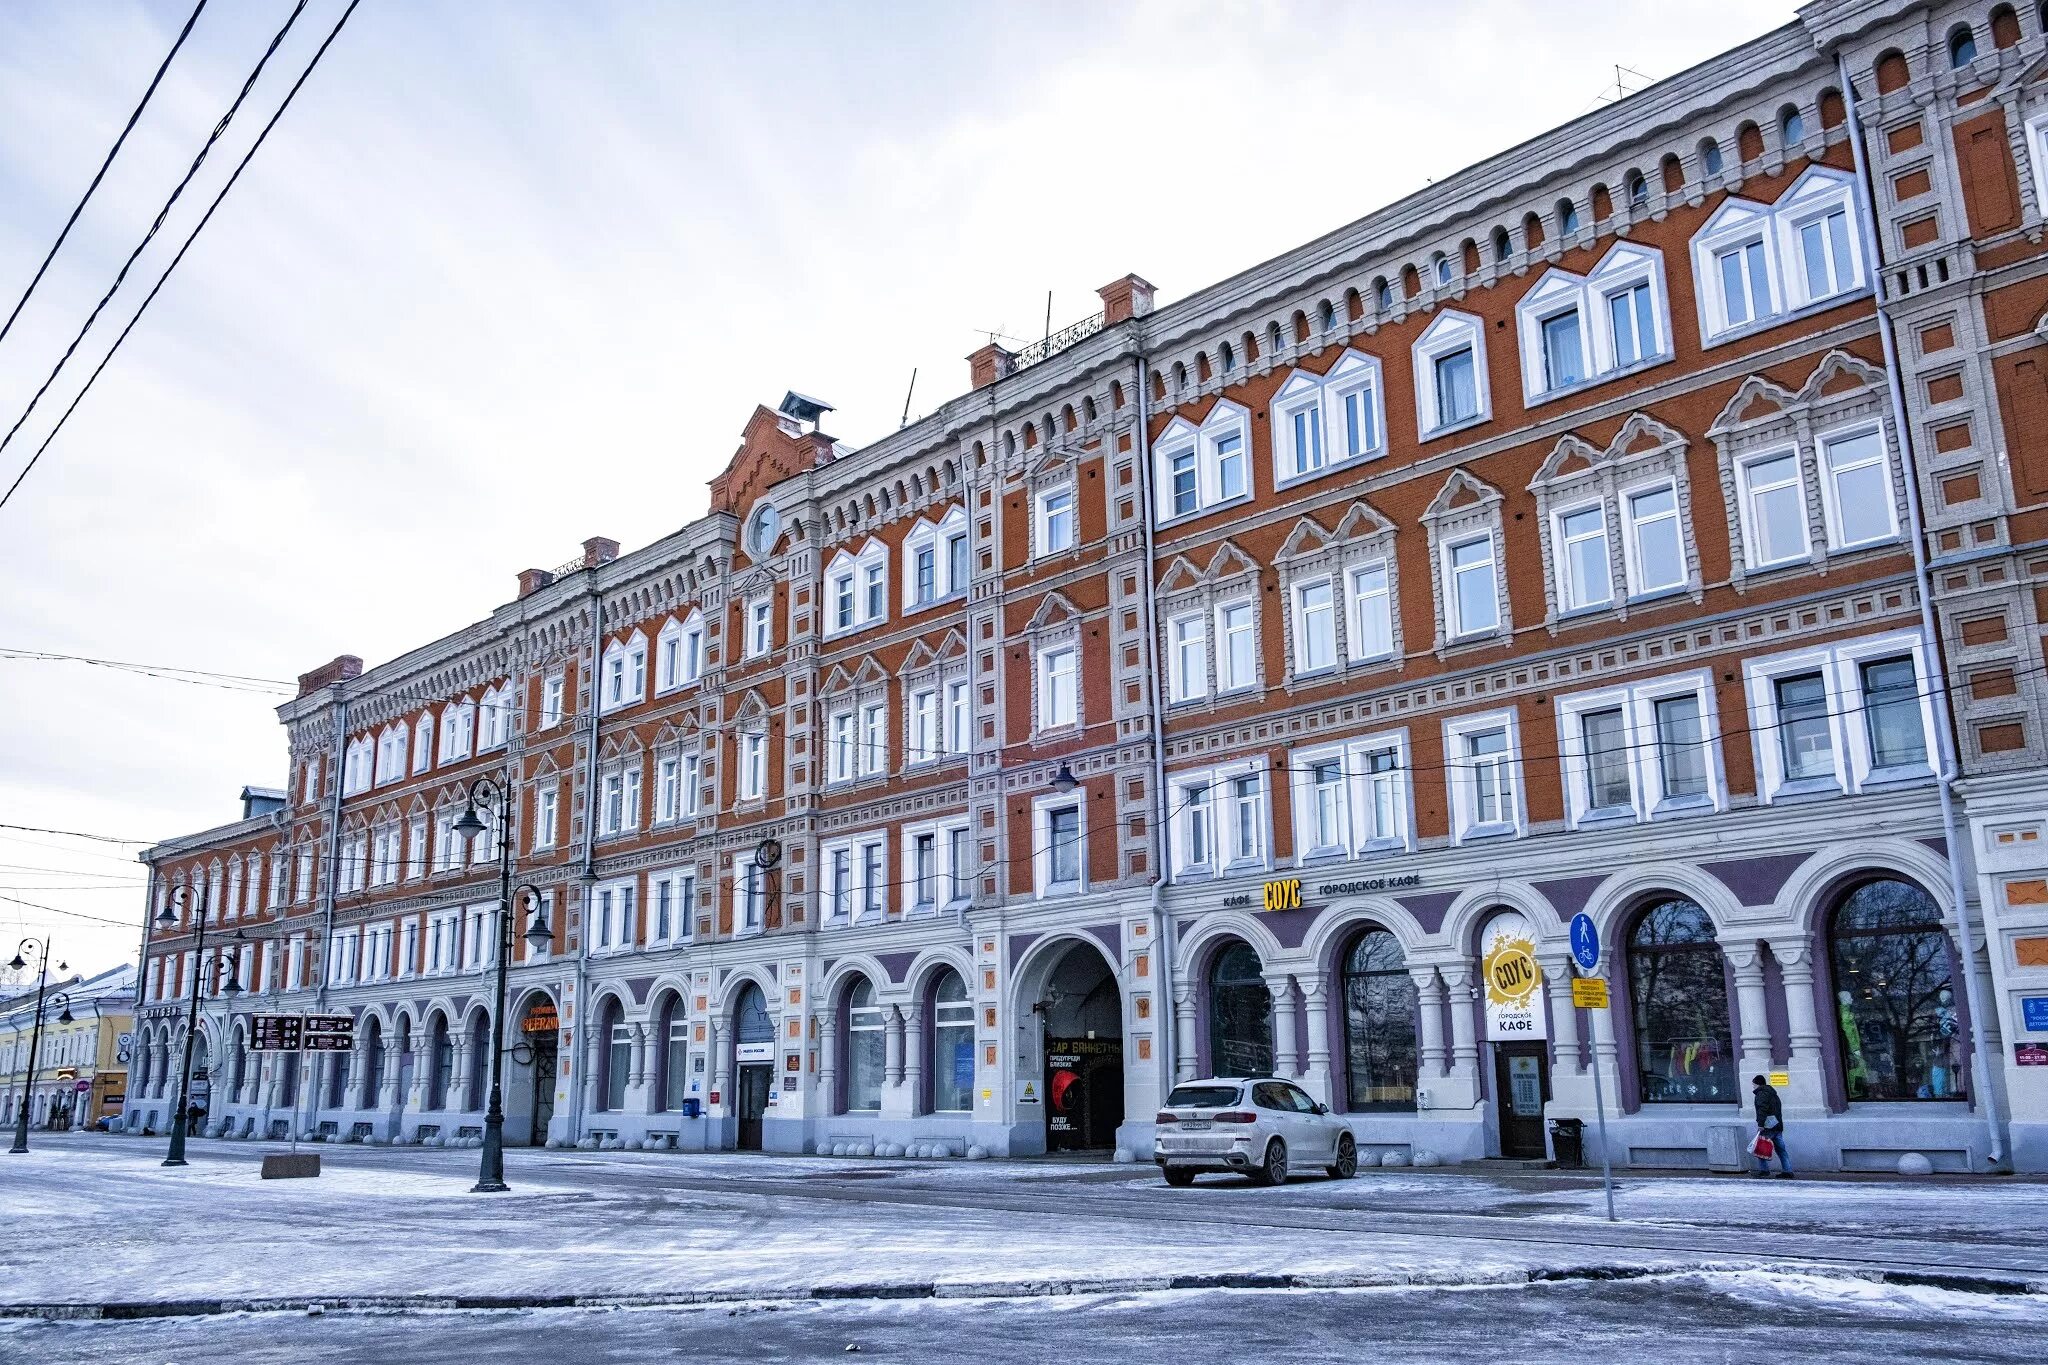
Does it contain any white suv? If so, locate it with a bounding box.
[1153,1077,1358,1186]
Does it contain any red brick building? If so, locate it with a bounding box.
[137,0,2048,1172]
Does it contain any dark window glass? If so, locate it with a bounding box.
[1341,928,1417,1111]
[1166,1083,1241,1108]
[1627,899,1736,1104]
[1830,879,1964,1101]
[1207,941,1273,1077]
[1861,657,1927,769]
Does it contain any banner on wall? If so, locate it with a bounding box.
[1481,911,1547,1041]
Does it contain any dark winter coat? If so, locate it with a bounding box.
[1753,1083,1784,1133]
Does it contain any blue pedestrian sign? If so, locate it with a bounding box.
[1569,913,1601,973]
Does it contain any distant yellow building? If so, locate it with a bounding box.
[0,964,136,1131]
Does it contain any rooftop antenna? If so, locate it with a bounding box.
[1044,290,1053,348]
[898,367,917,429]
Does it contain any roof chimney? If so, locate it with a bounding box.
[968,341,1016,390]
[295,655,363,699]
[582,537,620,569]
[518,568,556,598]
[1097,274,1155,327]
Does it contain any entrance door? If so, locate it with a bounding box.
[1494,1043,1549,1158]
[528,1033,557,1146]
[736,1065,772,1151]
[1044,1037,1124,1151]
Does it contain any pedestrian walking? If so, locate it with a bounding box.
[1751,1074,1792,1178]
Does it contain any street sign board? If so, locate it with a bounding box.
[302,1015,356,1052]
[2021,996,2048,1033]
[1571,977,1610,1010]
[250,1014,304,1052]
[1569,912,1601,973]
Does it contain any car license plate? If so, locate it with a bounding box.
[1177,1121,1210,1132]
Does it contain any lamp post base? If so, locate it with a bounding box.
[469,1177,510,1193]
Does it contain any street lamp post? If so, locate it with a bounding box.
[157,886,244,1167]
[452,775,554,1194]
[7,939,69,1155]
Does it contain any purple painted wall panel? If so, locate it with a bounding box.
[875,951,916,985]
[626,977,654,1005]
[1533,876,1607,924]
[1703,852,1812,907]
[1395,892,1457,935]
[1262,905,1316,950]
[1008,932,1042,966]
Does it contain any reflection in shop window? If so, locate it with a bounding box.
[846,978,885,1112]
[1207,941,1274,1078]
[1829,879,1964,1102]
[1626,900,1736,1104]
[1341,928,1418,1111]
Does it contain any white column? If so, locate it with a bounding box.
[1265,973,1299,1077]
[709,1018,731,1114]
[1726,944,1771,1112]
[1441,964,1479,1081]
[1411,967,1446,1078]
[1770,937,1827,1113]
[902,1008,926,1112]
[817,1016,839,1112]
[884,1006,905,1087]
[1299,975,1332,1100]
[1172,987,1198,1083]
[1539,954,1583,1081]
[628,1022,649,1090]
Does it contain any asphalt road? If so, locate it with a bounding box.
[7,1273,2046,1364]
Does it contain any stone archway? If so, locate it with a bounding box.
[503,992,559,1147]
[1014,937,1125,1154]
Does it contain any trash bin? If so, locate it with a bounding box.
[1549,1117,1585,1168]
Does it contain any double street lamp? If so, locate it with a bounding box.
[450,774,553,1193]
[154,885,244,1167]
[7,938,71,1155]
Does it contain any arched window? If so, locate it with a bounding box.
[602,999,629,1111]
[1556,199,1580,236]
[467,1013,488,1110]
[1829,879,1964,1101]
[1373,277,1393,311]
[1949,23,1978,68]
[1206,941,1273,1077]
[1780,104,1806,146]
[1626,899,1736,1104]
[1625,170,1648,208]
[845,978,884,1111]
[1491,227,1511,262]
[428,1015,453,1110]
[1340,928,1418,1111]
[1699,138,1724,176]
[1432,252,1451,285]
[931,970,974,1112]
[659,995,689,1111]
[362,1018,383,1105]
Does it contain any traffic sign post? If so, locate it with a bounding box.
[1567,913,1617,1224]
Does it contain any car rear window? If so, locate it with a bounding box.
[1166,1084,1241,1108]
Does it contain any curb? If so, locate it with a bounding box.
[1,1262,2039,1324]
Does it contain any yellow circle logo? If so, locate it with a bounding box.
[1484,934,1541,1009]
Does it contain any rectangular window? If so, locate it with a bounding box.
[863,561,886,620]
[913,832,938,907]
[909,688,938,762]
[747,598,773,657]
[1346,563,1392,661]
[1654,694,1708,799]
[1047,805,1081,888]
[1215,432,1246,500]
[1183,780,1212,869]
[913,545,937,604]
[827,846,851,921]
[534,788,558,850]
[943,678,969,754]
[1466,727,1512,827]
[1170,614,1207,702]
[860,841,883,917]
[1624,484,1685,595]
[946,529,969,591]
[741,866,764,931]
[1448,535,1499,636]
[1227,773,1263,864]
[1038,486,1076,555]
[1556,505,1612,610]
[680,753,700,816]
[653,876,673,942]
[1581,707,1633,811]
[1339,383,1380,458]
[1861,657,1927,770]
[1311,758,1346,852]
[601,772,623,836]
[1798,208,1854,300]
[1362,748,1401,844]
[1434,347,1478,427]
[1169,449,1197,516]
[1039,646,1077,730]
[1294,579,1336,672]
[1288,404,1324,476]
[541,674,565,728]
[833,572,854,630]
[949,826,971,902]
[656,756,680,822]
[830,710,856,783]
[1743,451,1809,566]
[1607,281,1657,367]
[1717,239,1772,326]
[1218,601,1256,690]
[1540,310,1585,390]
[1775,672,1834,781]
[860,701,887,775]
[680,624,702,683]
[740,732,766,800]
[1822,428,1893,547]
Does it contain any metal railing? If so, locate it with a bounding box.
[1012,310,1106,370]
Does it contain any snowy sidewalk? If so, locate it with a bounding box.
[2,1135,2044,1319]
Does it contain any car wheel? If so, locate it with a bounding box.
[1253,1138,1288,1186]
[1327,1133,1357,1179]
[1162,1167,1196,1188]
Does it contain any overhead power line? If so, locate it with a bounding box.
[0,891,142,931]
[0,0,364,516]
[0,0,310,471]
[0,822,154,846]
[0,646,294,694]
[0,0,210,352]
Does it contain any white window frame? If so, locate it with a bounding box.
[1815,421,1900,550]
[1744,628,1936,803]
[1034,482,1077,558]
[1551,499,1614,614]
[1444,709,1524,844]
[738,729,767,802]
[744,594,775,658]
[590,877,637,956]
[1169,758,1268,877]
[827,705,859,785]
[1412,310,1490,437]
[540,672,565,730]
[1032,790,1087,898]
[1288,730,1412,861]
[900,816,971,915]
[1735,446,1813,570]
[1151,400,1253,524]
[1272,370,1328,482]
[907,686,940,763]
[943,676,970,756]
[1290,575,1339,676]
[1555,671,1724,829]
[650,869,695,946]
[1322,349,1386,468]
[1442,533,1501,639]
[1619,478,1687,598]
[1692,168,1864,345]
[1345,560,1394,662]
[533,783,559,850]
[1216,597,1259,693]
[1517,245,1671,403]
[600,634,647,713]
[903,507,969,609]
[1168,612,1208,703]
[1036,642,1078,732]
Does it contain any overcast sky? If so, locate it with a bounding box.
[0,0,1800,978]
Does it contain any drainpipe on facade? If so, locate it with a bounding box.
[567,583,606,1145]
[315,690,349,1015]
[1132,350,1177,1091]
[1838,53,2006,1167]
